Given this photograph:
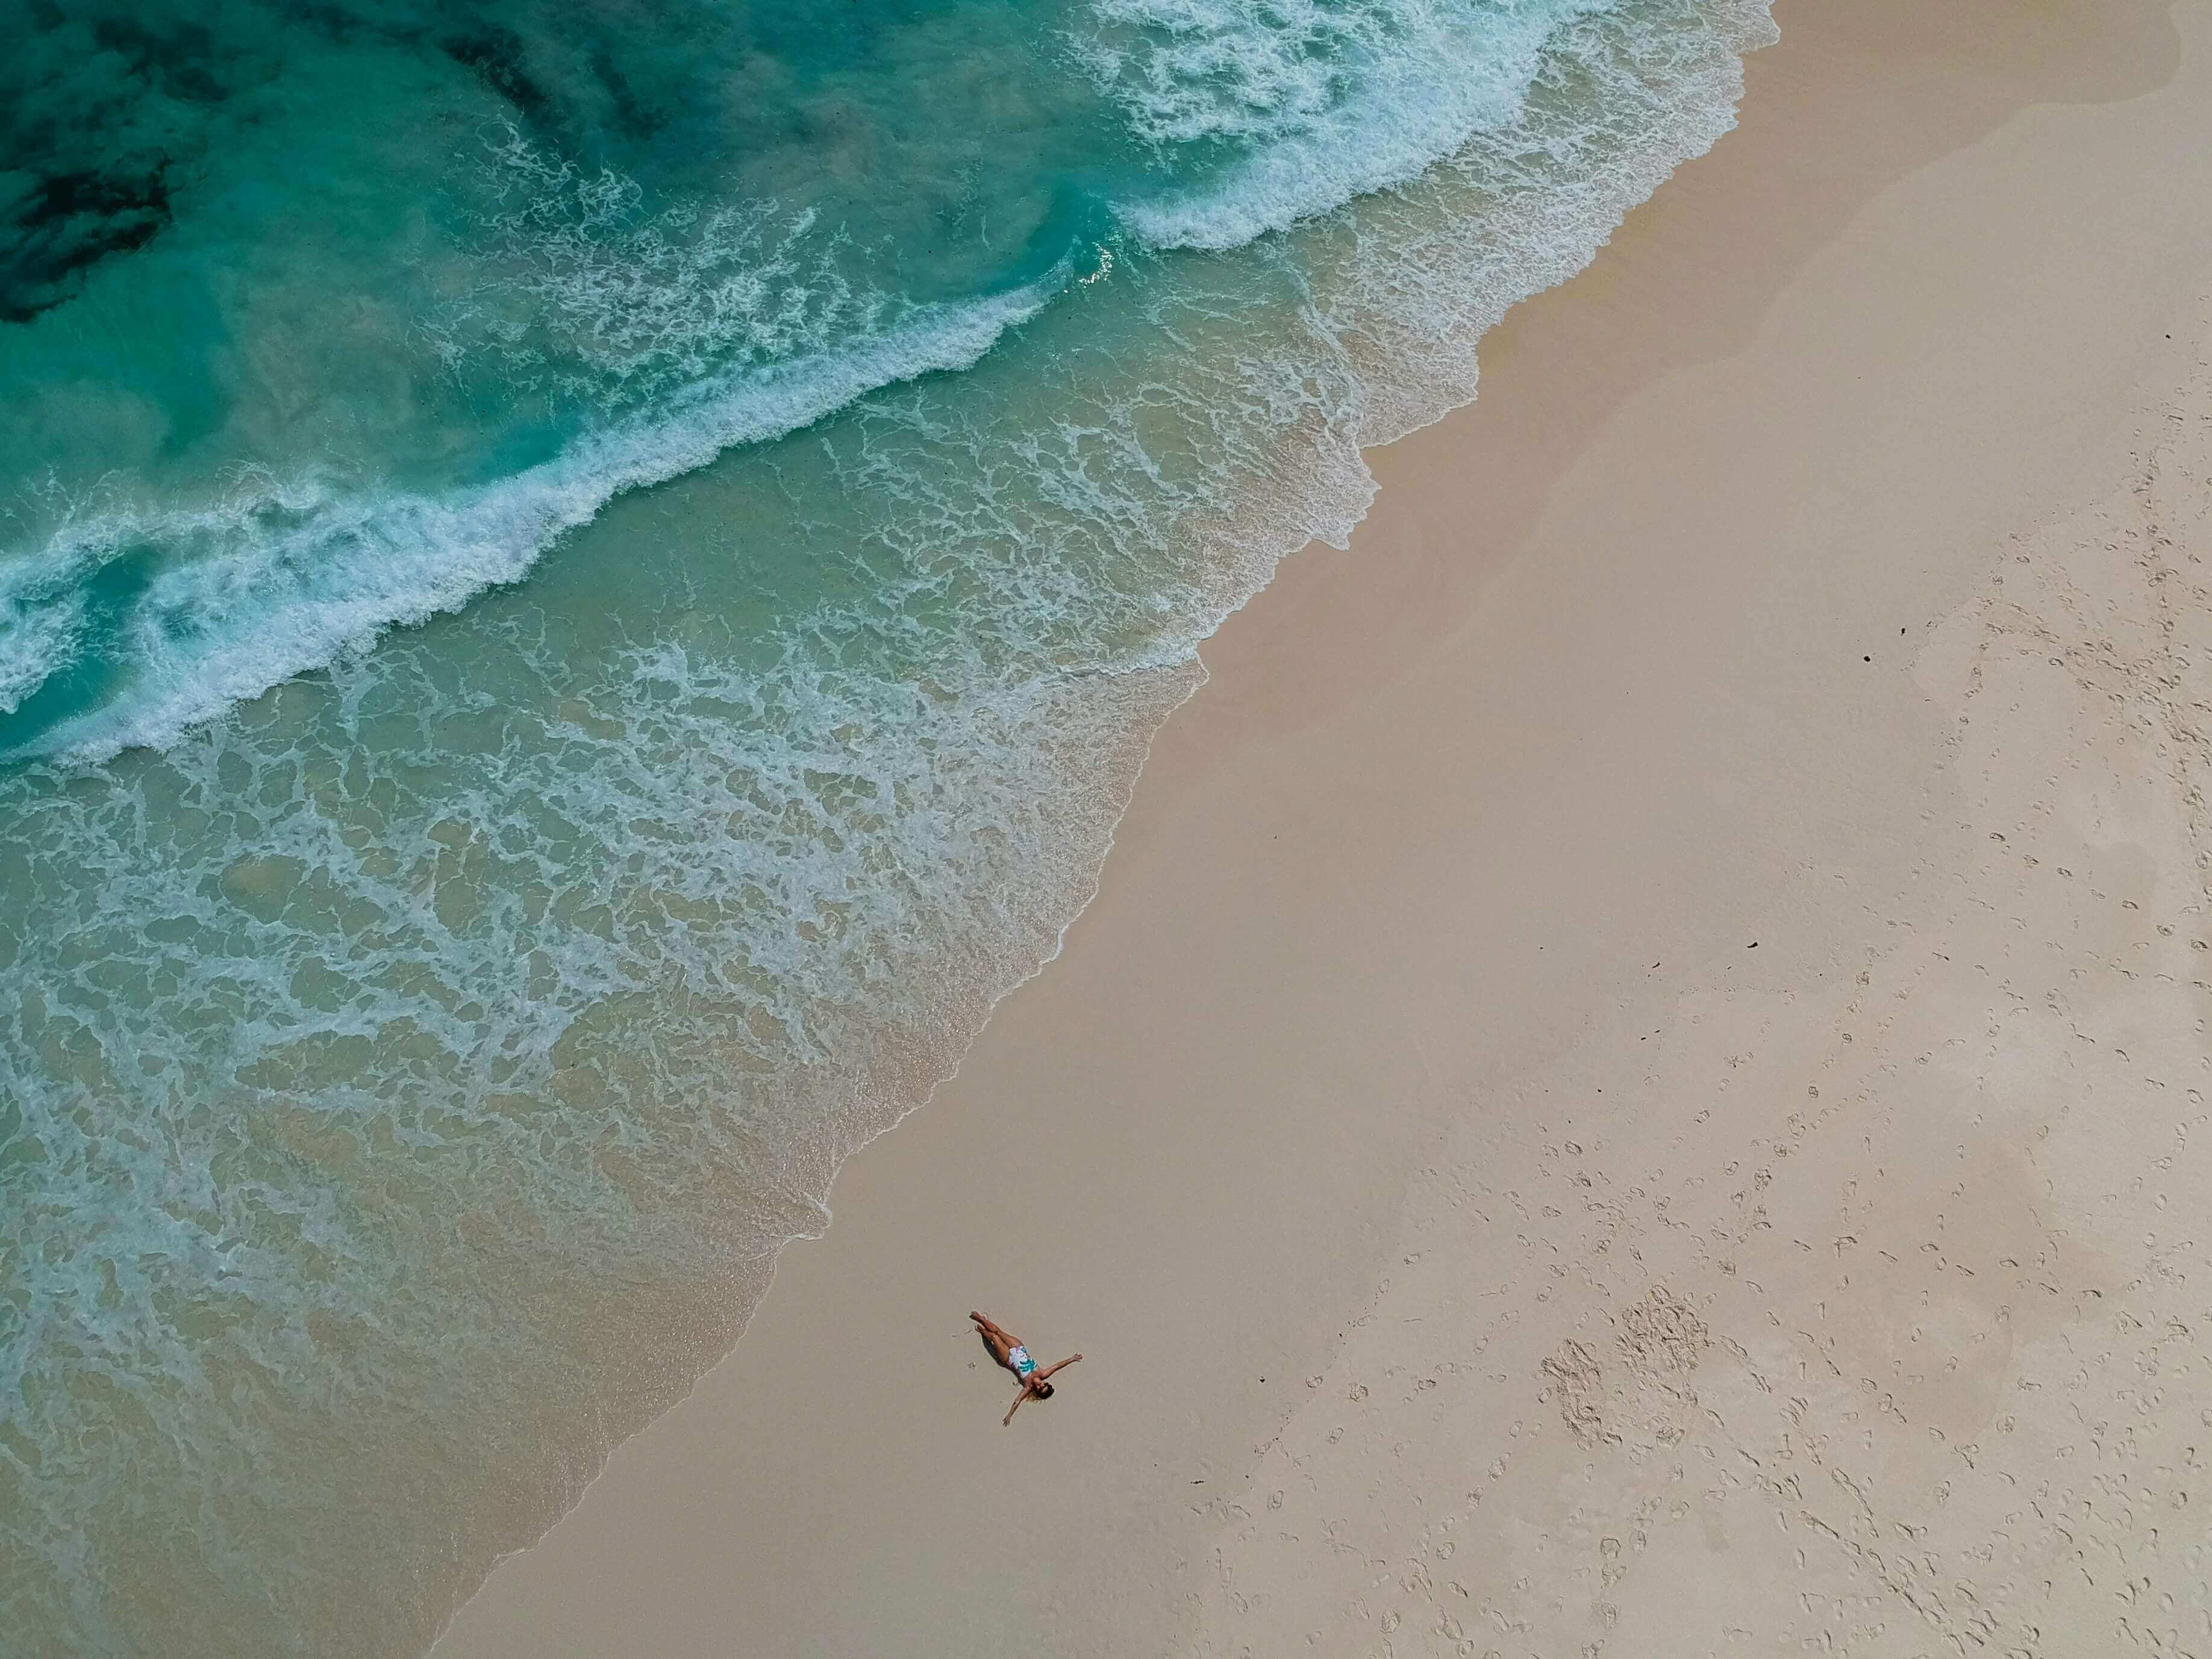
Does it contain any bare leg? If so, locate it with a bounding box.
[970,1312,1019,1370]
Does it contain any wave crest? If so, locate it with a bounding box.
[1,283,1043,762]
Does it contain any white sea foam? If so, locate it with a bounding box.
[0,564,84,714]
[0,2,1779,1651]
[5,284,1044,763]
[1081,0,1611,250]
[4,1,1733,765]
[440,130,895,405]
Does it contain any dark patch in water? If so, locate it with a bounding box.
[0,2,634,324]
[0,8,237,322]
[0,169,176,323]
[442,26,555,125]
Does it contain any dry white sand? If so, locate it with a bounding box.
[435,2,2212,1654]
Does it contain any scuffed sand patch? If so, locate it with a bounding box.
[1181,304,2212,1659]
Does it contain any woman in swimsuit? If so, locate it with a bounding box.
[970,1311,1081,1426]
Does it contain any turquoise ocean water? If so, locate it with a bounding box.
[0,1,1773,1651]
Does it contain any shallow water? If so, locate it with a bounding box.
[0,1,1773,1651]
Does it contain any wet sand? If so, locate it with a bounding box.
[435,2,2212,1653]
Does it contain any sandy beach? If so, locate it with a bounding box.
[434,2,2212,1654]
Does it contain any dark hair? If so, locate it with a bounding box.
[1036,1382,1055,1399]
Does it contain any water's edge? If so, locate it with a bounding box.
[421,652,1203,1652]
[0,6,1779,1650]
[420,17,1778,1644]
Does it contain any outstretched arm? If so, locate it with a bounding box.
[1039,1352,1083,1380]
[1003,1388,1029,1427]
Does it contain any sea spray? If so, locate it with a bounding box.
[5,284,1046,761]
[0,1,1775,1652]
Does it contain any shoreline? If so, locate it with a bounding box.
[435,2,2212,1654]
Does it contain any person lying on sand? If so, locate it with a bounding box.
[970,1311,1081,1426]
